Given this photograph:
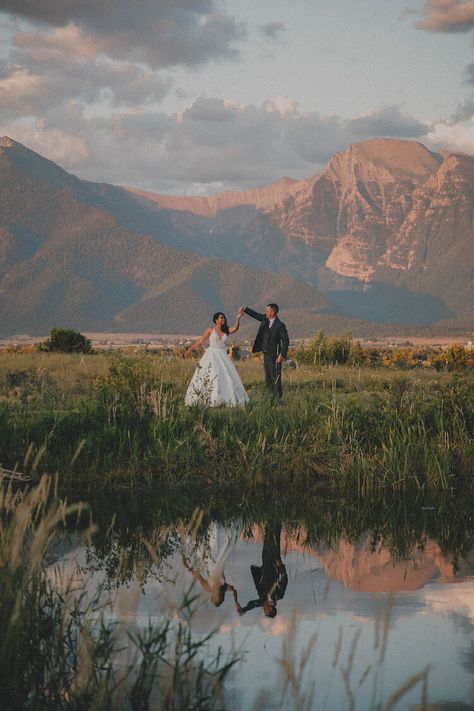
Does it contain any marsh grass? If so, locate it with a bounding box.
[0,475,238,709]
[0,352,472,492]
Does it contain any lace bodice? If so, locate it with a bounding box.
[209,329,228,350]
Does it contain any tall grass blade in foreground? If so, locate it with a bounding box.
[0,475,237,709]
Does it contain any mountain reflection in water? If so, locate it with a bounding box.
[54,489,474,709]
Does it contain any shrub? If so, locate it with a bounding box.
[348,340,369,367]
[296,331,354,366]
[41,327,92,354]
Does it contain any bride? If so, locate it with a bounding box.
[184,309,249,406]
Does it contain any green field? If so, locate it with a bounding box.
[0,350,472,493]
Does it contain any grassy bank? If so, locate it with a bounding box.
[0,351,472,493]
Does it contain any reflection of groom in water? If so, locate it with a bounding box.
[237,523,288,618]
[242,303,289,399]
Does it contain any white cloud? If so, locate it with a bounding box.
[425,118,474,153]
[0,0,464,195]
[417,0,474,33]
[263,96,298,118]
[0,1,247,69]
[0,26,171,120]
[0,66,46,114]
[16,24,99,59]
[0,98,432,194]
[421,580,474,625]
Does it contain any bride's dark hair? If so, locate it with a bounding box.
[213,312,229,334]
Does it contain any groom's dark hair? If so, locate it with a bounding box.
[267,303,279,314]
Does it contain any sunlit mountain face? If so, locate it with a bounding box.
[0,136,472,336]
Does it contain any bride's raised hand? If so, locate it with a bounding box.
[237,306,245,318]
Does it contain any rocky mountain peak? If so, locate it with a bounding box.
[0,136,15,149]
[349,137,441,174]
[423,152,474,193]
[0,136,82,189]
[324,138,442,193]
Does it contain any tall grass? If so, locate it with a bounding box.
[0,353,472,492]
[268,601,431,711]
[0,475,237,709]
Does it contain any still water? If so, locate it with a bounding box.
[54,492,474,709]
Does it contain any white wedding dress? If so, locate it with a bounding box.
[185,330,249,407]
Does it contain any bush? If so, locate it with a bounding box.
[41,327,92,354]
[295,331,354,366]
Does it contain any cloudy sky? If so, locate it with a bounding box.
[1,0,473,194]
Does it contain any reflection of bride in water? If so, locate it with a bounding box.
[181,522,288,619]
[181,524,239,608]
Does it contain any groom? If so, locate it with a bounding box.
[242,303,289,399]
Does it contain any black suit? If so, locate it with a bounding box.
[240,524,288,614]
[244,307,289,398]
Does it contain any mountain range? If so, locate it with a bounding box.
[0,135,472,337]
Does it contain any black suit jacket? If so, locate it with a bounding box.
[240,523,288,614]
[250,562,288,603]
[244,307,289,358]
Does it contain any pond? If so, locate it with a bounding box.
[51,487,474,710]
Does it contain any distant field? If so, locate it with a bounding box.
[0,331,473,350]
[378,335,473,347]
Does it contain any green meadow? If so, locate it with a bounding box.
[0,348,472,494]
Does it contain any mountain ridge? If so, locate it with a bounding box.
[0,136,472,336]
[0,136,334,336]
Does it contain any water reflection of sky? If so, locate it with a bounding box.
[52,525,474,710]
